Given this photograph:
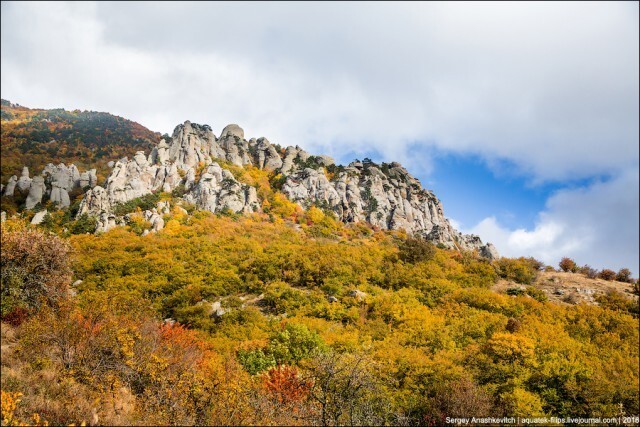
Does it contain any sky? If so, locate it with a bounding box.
[1,1,638,273]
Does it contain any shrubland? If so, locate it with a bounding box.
[1,203,638,425]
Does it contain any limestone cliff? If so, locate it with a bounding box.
[1,120,498,258]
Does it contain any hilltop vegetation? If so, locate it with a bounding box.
[1,204,638,425]
[0,100,161,184]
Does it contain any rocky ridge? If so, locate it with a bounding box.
[2,120,498,257]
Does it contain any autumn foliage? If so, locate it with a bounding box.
[1,207,638,425]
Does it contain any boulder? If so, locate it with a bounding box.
[220,124,245,139]
[347,290,367,301]
[30,209,48,225]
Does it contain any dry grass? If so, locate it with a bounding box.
[493,270,638,306]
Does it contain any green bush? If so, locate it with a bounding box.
[237,348,276,375]
[525,287,548,303]
[70,214,97,234]
[268,323,325,365]
[506,287,525,296]
[237,322,325,374]
[112,193,160,216]
[595,290,639,317]
[495,257,538,285]
[398,237,436,264]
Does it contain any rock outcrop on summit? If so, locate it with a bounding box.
[76,121,262,222]
[69,120,497,257]
[280,159,498,255]
[1,119,497,257]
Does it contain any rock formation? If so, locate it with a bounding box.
[69,121,496,256]
[16,167,32,192]
[3,176,17,197]
[2,118,497,257]
[25,176,46,210]
[76,121,269,226]
[30,209,48,225]
[279,159,495,254]
[2,163,98,209]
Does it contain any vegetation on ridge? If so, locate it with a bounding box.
[0,100,161,185]
[1,206,638,425]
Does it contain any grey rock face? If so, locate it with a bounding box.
[70,120,496,255]
[78,169,98,189]
[253,137,284,171]
[480,243,500,260]
[75,122,267,224]
[281,160,497,254]
[16,167,32,192]
[77,186,111,216]
[3,176,17,197]
[143,209,165,233]
[3,162,96,209]
[25,176,46,209]
[348,290,367,301]
[183,164,259,214]
[220,124,245,140]
[167,122,218,171]
[42,163,80,191]
[96,212,118,233]
[157,201,171,215]
[49,182,71,207]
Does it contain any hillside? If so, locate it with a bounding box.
[1,212,638,426]
[1,104,638,426]
[0,100,161,185]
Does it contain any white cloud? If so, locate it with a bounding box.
[1,2,637,181]
[463,168,640,273]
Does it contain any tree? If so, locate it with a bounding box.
[495,257,537,284]
[579,265,598,279]
[559,257,577,273]
[616,268,633,283]
[598,269,616,281]
[1,228,72,320]
[301,350,388,426]
[268,323,325,365]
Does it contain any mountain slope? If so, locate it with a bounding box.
[0,100,161,184]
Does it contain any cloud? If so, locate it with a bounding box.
[464,168,640,273]
[1,2,637,181]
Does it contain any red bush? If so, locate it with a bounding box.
[598,269,616,281]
